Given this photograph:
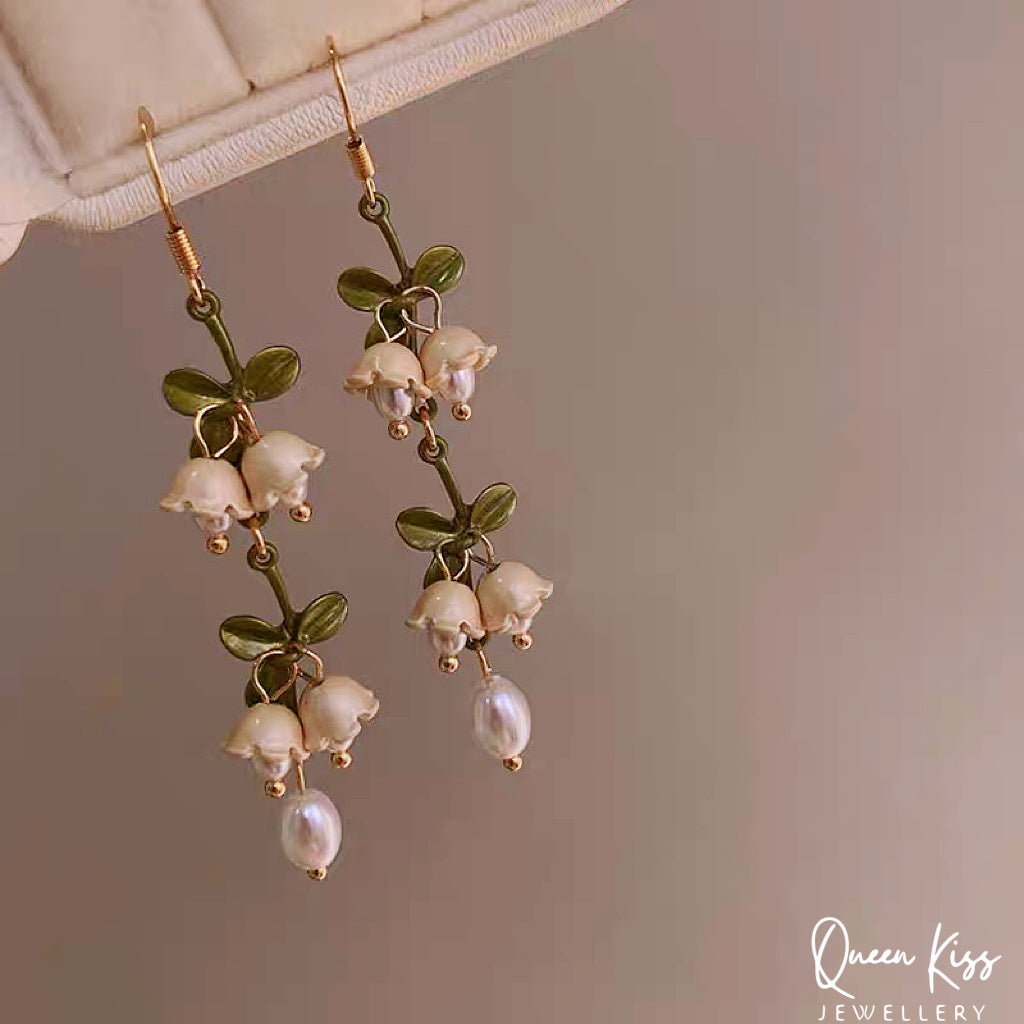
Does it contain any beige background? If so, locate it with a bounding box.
[1,1,1022,1020]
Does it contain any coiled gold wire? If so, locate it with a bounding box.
[167,226,200,280]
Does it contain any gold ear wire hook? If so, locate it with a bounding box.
[325,38,376,203]
[138,106,175,226]
[137,105,204,303]
[326,37,358,138]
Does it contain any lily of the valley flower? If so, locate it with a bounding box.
[418,326,497,415]
[160,457,254,537]
[406,580,485,660]
[299,676,379,758]
[477,561,554,640]
[240,430,325,513]
[223,703,309,781]
[344,342,431,432]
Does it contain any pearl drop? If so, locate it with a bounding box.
[194,511,232,537]
[371,382,414,421]
[430,628,469,657]
[443,367,476,403]
[280,478,308,508]
[280,789,342,872]
[472,674,531,760]
[250,753,291,782]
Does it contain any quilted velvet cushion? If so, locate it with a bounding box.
[0,0,627,261]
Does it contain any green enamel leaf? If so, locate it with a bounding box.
[364,321,397,348]
[245,654,301,708]
[423,550,470,589]
[162,368,231,415]
[412,245,465,294]
[220,615,286,661]
[243,346,300,401]
[395,507,457,550]
[470,482,517,534]
[297,592,348,645]
[188,405,244,464]
[338,267,397,311]
[364,299,411,349]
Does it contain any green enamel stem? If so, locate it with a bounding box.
[401,318,417,357]
[194,302,295,634]
[376,212,411,282]
[434,455,468,523]
[263,563,298,635]
[359,199,474,580]
[382,220,411,283]
[203,312,246,392]
[246,541,299,636]
[419,432,469,523]
[201,310,295,629]
[278,684,299,714]
[359,193,411,283]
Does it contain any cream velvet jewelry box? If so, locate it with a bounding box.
[0,0,627,261]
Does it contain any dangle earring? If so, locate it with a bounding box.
[326,44,553,773]
[139,108,378,879]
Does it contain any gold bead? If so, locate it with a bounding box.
[289,502,313,523]
[265,779,287,799]
[206,535,229,555]
[438,654,459,674]
[307,866,328,881]
[388,419,410,440]
[330,750,353,769]
[451,402,472,421]
[512,632,533,651]
[502,755,524,773]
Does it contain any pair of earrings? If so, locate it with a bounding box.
[146,42,553,880]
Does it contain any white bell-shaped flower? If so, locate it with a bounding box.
[223,703,309,781]
[240,431,325,513]
[160,457,254,536]
[406,580,485,658]
[477,561,554,640]
[418,326,497,412]
[299,676,380,756]
[343,342,431,429]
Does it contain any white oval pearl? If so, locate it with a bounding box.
[371,382,414,421]
[472,674,531,759]
[280,789,342,871]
